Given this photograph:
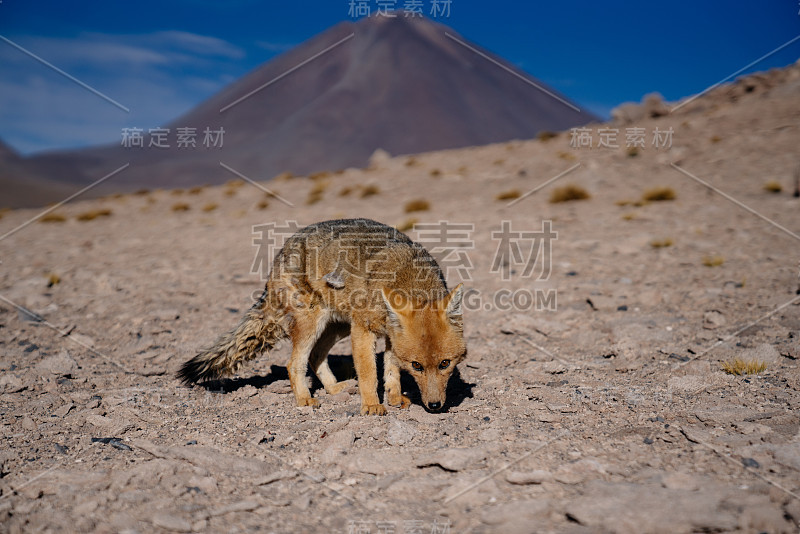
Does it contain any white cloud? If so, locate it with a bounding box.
[0,31,248,154]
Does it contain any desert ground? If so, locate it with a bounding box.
[1,64,800,533]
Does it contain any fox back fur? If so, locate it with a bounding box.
[178,218,466,415]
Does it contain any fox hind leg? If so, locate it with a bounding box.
[309,322,352,395]
[287,307,327,408]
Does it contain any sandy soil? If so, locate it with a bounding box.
[1,64,800,533]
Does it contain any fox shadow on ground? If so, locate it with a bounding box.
[195,353,475,411]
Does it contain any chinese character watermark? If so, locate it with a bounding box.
[569,126,673,150]
[347,0,452,18]
[120,126,225,149]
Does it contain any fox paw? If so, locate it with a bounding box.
[325,381,349,395]
[360,403,387,416]
[297,397,320,408]
[388,394,411,409]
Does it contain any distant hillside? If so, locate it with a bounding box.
[25,15,596,195]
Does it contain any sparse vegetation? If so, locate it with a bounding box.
[396,218,418,232]
[550,184,590,203]
[627,147,639,157]
[621,213,637,221]
[430,169,442,177]
[171,203,191,212]
[650,238,673,248]
[615,199,634,207]
[47,273,61,287]
[557,151,576,161]
[39,213,67,223]
[257,200,269,210]
[226,179,245,188]
[703,255,725,267]
[537,131,558,142]
[493,159,505,166]
[404,199,430,213]
[76,209,112,221]
[721,358,766,376]
[202,203,218,212]
[307,181,329,205]
[309,171,331,181]
[405,157,418,167]
[710,135,721,143]
[171,189,184,196]
[360,184,380,198]
[275,171,294,181]
[188,186,205,195]
[134,189,150,196]
[642,187,676,202]
[496,190,522,201]
[339,186,353,197]
[763,180,782,193]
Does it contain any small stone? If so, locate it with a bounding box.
[151,512,192,532]
[703,310,726,330]
[385,419,416,446]
[741,457,759,469]
[0,374,25,393]
[505,470,552,485]
[36,351,78,376]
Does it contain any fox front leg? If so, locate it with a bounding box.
[350,324,386,415]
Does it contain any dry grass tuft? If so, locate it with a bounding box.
[621,213,637,221]
[170,189,184,196]
[537,131,558,142]
[396,217,418,232]
[710,135,722,143]
[226,179,245,188]
[763,180,782,193]
[404,199,430,213]
[171,203,191,212]
[405,157,419,167]
[430,168,442,177]
[557,151,576,161]
[496,190,522,201]
[257,200,269,210]
[339,186,353,197]
[202,203,218,212]
[550,184,590,203]
[702,255,725,267]
[187,186,205,195]
[76,208,112,221]
[309,171,330,181]
[47,273,61,287]
[39,213,67,223]
[642,187,676,202]
[615,199,634,207]
[493,159,505,166]
[360,184,380,198]
[650,238,673,248]
[627,147,639,157]
[134,189,150,196]
[721,358,766,376]
[275,171,294,181]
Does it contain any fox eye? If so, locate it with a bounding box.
[411,361,423,372]
[438,359,451,370]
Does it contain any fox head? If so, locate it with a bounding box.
[381,284,466,412]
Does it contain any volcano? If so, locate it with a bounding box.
[24,14,597,198]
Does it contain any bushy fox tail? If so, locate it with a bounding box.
[177,286,287,384]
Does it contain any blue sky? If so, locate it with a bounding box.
[1,0,798,154]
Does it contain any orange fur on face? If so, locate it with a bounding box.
[382,285,466,410]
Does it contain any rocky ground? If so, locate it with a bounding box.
[1,63,800,533]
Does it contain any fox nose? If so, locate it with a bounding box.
[427,401,442,412]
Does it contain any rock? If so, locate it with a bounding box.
[565,480,738,532]
[505,470,552,485]
[668,375,710,395]
[553,459,606,484]
[53,403,74,418]
[0,374,25,393]
[739,343,781,364]
[345,450,413,475]
[703,310,726,330]
[151,512,192,532]
[416,448,487,472]
[480,499,551,528]
[319,430,355,464]
[385,419,416,446]
[36,351,78,376]
[255,470,296,486]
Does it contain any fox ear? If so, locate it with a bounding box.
[381,288,406,329]
[442,284,463,324]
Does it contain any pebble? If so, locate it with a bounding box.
[151,512,192,532]
[505,470,552,485]
[385,419,416,446]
